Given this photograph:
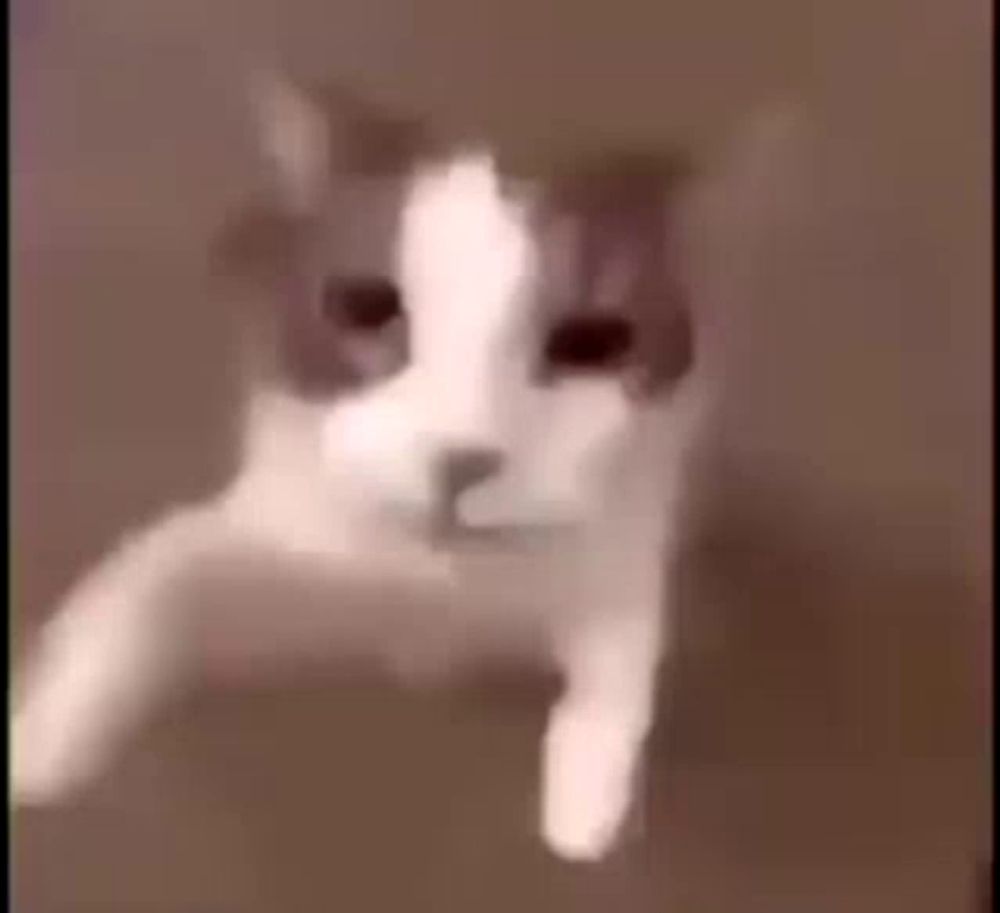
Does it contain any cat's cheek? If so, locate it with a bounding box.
[533,382,634,510]
[319,393,431,508]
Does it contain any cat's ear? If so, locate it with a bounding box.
[250,73,332,215]
[249,72,431,213]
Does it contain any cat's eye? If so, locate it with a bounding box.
[322,277,403,331]
[544,314,634,372]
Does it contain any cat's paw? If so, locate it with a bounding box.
[540,712,636,862]
[10,634,131,805]
[541,769,632,862]
[11,694,95,806]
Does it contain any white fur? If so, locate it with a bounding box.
[11,82,708,863]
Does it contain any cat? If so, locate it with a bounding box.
[10,74,709,863]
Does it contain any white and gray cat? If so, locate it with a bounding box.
[11,75,714,862]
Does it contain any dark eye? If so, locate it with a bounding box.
[544,315,634,372]
[322,277,402,331]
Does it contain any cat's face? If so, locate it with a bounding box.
[219,79,694,535]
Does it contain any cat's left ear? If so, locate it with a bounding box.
[249,72,431,215]
[250,73,332,216]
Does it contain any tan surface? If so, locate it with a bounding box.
[11,1,990,910]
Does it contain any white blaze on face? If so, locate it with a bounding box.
[397,153,536,440]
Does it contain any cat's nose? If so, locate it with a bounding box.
[435,445,504,500]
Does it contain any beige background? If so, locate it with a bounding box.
[11,0,991,910]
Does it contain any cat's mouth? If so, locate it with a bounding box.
[423,501,574,551]
[376,490,580,550]
[432,522,562,549]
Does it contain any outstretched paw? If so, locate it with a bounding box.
[541,711,637,862]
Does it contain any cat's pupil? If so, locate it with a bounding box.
[323,277,402,330]
[544,315,634,371]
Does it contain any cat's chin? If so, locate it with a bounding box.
[431,523,569,552]
[457,490,588,532]
[430,508,581,553]
[352,488,583,552]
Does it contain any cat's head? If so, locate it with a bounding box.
[215,76,697,535]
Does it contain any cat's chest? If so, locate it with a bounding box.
[343,522,614,619]
[341,528,634,677]
[200,504,628,681]
[203,462,666,682]
[229,467,630,611]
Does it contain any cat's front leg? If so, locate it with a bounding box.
[541,608,662,862]
[11,503,231,805]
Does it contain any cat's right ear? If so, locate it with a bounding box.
[250,73,332,216]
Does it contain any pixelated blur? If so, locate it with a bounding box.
[11,0,991,910]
